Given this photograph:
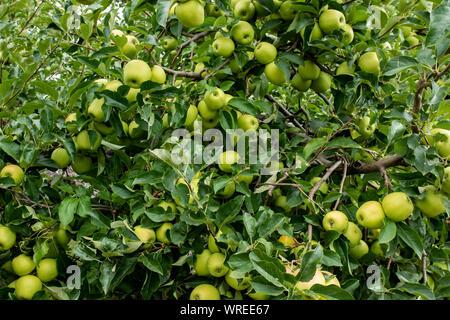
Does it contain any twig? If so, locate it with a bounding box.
[333,158,348,210]
[264,171,289,206]
[170,30,213,67]
[17,0,46,36]
[379,167,392,189]
[265,94,307,132]
[204,57,232,81]
[422,250,427,284]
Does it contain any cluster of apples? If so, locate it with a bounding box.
[0,224,70,299]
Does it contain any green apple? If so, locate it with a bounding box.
[94,122,115,135]
[358,116,376,138]
[265,160,284,174]
[207,252,229,277]
[190,284,220,300]
[342,24,354,43]
[441,167,450,194]
[319,9,346,34]
[212,37,235,58]
[36,258,58,282]
[103,80,122,92]
[87,98,105,122]
[216,180,236,199]
[336,61,355,75]
[184,105,198,128]
[134,225,156,243]
[233,0,255,21]
[265,62,286,85]
[356,201,385,229]
[248,292,269,300]
[301,22,323,41]
[124,59,152,88]
[71,154,92,174]
[51,147,71,169]
[236,173,254,185]
[399,25,412,37]
[297,60,320,80]
[279,0,300,20]
[406,35,419,47]
[218,150,239,173]
[156,222,172,244]
[12,254,35,276]
[431,128,450,159]
[65,113,78,133]
[175,0,205,28]
[0,164,24,185]
[161,37,178,51]
[0,226,16,251]
[343,222,362,247]
[225,271,251,290]
[349,240,369,259]
[274,195,292,213]
[310,71,332,93]
[291,73,311,91]
[120,35,139,59]
[415,185,446,218]
[381,192,414,222]
[287,267,326,291]
[370,240,385,257]
[76,130,102,152]
[238,114,259,131]
[254,42,277,64]
[208,232,222,253]
[128,120,145,138]
[14,275,42,300]
[54,227,70,247]
[194,249,212,276]
[206,3,223,17]
[322,210,349,233]
[204,87,227,110]
[310,176,328,193]
[94,78,108,88]
[231,21,254,45]
[358,52,380,75]
[150,65,166,84]
[198,100,219,120]
[125,88,140,103]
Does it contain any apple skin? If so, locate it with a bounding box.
[175,0,205,28]
[217,180,236,199]
[14,275,42,300]
[204,88,227,110]
[0,226,16,251]
[342,24,354,43]
[71,154,92,174]
[381,192,414,222]
[198,100,219,120]
[286,267,326,291]
[279,0,301,20]
[194,249,212,276]
[274,195,292,213]
[65,113,78,133]
[343,222,362,247]
[206,3,223,17]
[76,130,102,152]
[265,62,286,85]
[103,80,122,92]
[358,116,376,138]
[356,201,385,229]
[190,284,220,300]
[126,88,140,103]
[12,254,35,276]
[207,252,229,277]
[349,240,369,259]
[254,42,277,64]
[336,61,355,75]
[231,21,254,45]
[184,104,198,127]
[322,211,349,234]
[123,59,152,88]
[298,60,320,80]
[87,98,105,122]
[248,292,270,300]
[134,225,156,243]
[120,35,139,59]
[233,0,255,21]
[54,227,70,247]
[358,52,380,76]
[218,150,239,173]
[51,148,71,169]
[370,240,385,258]
[291,73,311,91]
[36,258,58,282]
[94,122,115,136]
[156,222,172,244]
[441,167,450,195]
[301,22,323,41]
[310,71,332,93]
[238,114,259,132]
[236,173,254,185]
[225,271,251,290]
[319,9,346,34]
[430,128,450,159]
[161,37,178,50]
[212,37,235,58]
[0,164,25,185]
[151,65,166,84]
[415,185,447,218]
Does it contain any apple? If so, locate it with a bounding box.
[358,52,380,75]
[238,114,259,132]
[278,235,296,247]
[233,0,255,21]
[128,120,145,138]
[349,240,369,259]
[358,116,376,138]
[76,130,102,152]
[218,150,239,173]
[319,9,346,34]
[0,226,16,251]
[150,65,166,84]
[198,100,219,121]
[399,26,412,37]
[207,252,229,277]
[157,201,177,213]
[291,73,311,91]
[54,227,70,247]
[120,35,139,59]
[65,113,78,133]
[343,222,362,247]
[441,167,450,194]
[126,88,140,103]
[297,60,320,80]
[248,292,269,300]
[156,222,172,244]
[274,195,292,213]
[356,201,385,229]
[254,42,277,64]
[206,3,223,17]
[322,271,340,287]
[94,122,115,135]
[175,0,205,28]
[370,240,385,257]
[36,258,58,282]
[265,62,286,85]
[103,80,122,92]
[12,254,35,276]
[310,71,332,93]
[204,87,227,110]
[194,249,212,276]
[217,180,236,199]
[415,185,446,218]
[134,225,156,243]
[342,24,354,43]
[236,173,254,185]
[94,78,108,88]
[14,275,42,300]
[51,147,71,169]
[212,37,235,58]
[301,22,323,41]
[322,211,349,233]
[279,0,300,20]
[182,105,198,128]
[286,267,326,291]
[230,21,254,45]
[430,128,450,159]
[336,61,355,75]
[0,164,25,185]
[71,154,92,174]
[406,35,419,47]
[124,59,152,88]
[381,192,414,222]
[265,160,284,174]
[310,177,328,193]
[87,98,105,122]
[225,271,251,290]
[161,37,178,50]
[190,284,220,300]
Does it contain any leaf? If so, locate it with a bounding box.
[156,0,171,27]
[228,253,253,273]
[321,249,343,267]
[396,223,424,258]
[426,0,450,47]
[0,136,20,161]
[299,245,323,282]
[303,137,327,159]
[249,276,285,296]
[215,196,245,226]
[383,56,419,76]
[227,98,259,115]
[379,219,397,244]
[58,198,79,228]
[243,212,257,242]
[99,261,115,295]
[387,120,405,145]
[138,251,164,276]
[109,256,138,292]
[310,284,355,300]
[396,283,435,300]
[326,137,360,150]
[249,250,286,289]
[169,221,188,245]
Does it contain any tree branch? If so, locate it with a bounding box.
[265,94,307,132]
[170,30,213,67]
[17,0,46,36]
[204,57,232,81]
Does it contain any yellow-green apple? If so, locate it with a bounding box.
[156,222,172,244]
[212,37,235,58]
[238,114,259,131]
[236,173,254,185]
[190,284,220,300]
[336,61,355,75]
[343,222,362,247]
[194,249,212,276]
[311,71,332,93]
[265,62,286,85]
[291,73,311,91]
[406,34,419,46]
[279,0,300,20]
[319,9,346,34]
[151,65,166,84]
[415,185,446,218]
[175,0,205,28]
[94,122,114,135]
[441,167,450,194]
[14,275,42,300]
[208,232,221,253]
[349,240,369,259]
[125,88,140,103]
[36,258,58,282]
[71,154,92,174]
[0,164,24,185]
[120,35,139,59]
[206,2,223,17]
[225,271,251,290]
[358,116,376,138]
[161,37,178,50]
[0,226,16,251]
[248,292,269,300]
[381,192,414,222]
[207,252,229,277]
[358,52,380,75]
[297,60,320,80]
[286,267,326,290]
[370,240,385,257]
[87,98,106,122]
[76,130,102,152]
[198,100,219,120]
[274,195,292,213]
[430,128,450,159]
[51,148,71,169]
[184,104,198,127]
[134,225,156,243]
[204,87,227,110]
[103,80,122,92]
[342,24,354,43]
[54,227,70,247]
[218,150,239,172]
[301,22,323,41]
[233,0,255,20]
[12,254,35,276]
[254,42,277,64]
[322,210,349,233]
[217,180,236,199]
[356,201,385,229]
[231,21,254,45]
[310,177,328,193]
[65,113,78,133]
[124,59,152,88]
[128,120,145,138]
[157,201,177,213]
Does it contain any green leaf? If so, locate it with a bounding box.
[299,245,323,282]
[169,221,188,245]
[58,198,79,228]
[243,212,257,242]
[138,251,164,276]
[228,252,253,273]
[321,249,343,267]
[0,136,21,161]
[397,223,424,258]
[249,250,286,289]
[327,137,360,150]
[310,284,355,300]
[249,276,285,296]
[383,56,419,76]
[396,283,436,300]
[99,261,115,295]
[156,0,172,27]
[227,98,259,116]
[379,219,397,244]
[216,195,245,226]
[426,0,450,46]
[304,137,327,160]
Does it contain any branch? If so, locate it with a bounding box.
[342,155,407,174]
[265,94,307,132]
[333,157,348,210]
[170,30,213,67]
[17,0,46,36]
[379,167,392,189]
[422,250,428,284]
[204,57,232,81]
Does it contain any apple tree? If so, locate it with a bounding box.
[0,0,449,300]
